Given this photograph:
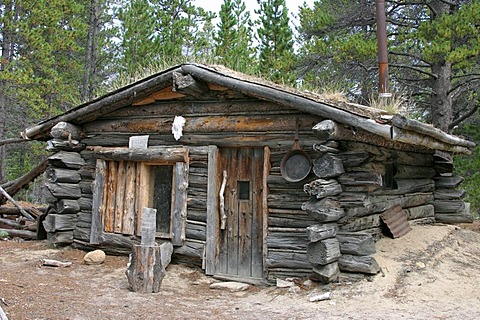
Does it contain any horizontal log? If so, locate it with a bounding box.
[312,153,344,179]
[268,214,318,228]
[55,199,80,214]
[433,200,466,213]
[267,231,309,250]
[336,232,376,255]
[43,214,78,232]
[435,204,473,224]
[434,189,466,200]
[404,204,435,220]
[47,230,74,245]
[306,224,338,242]
[266,250,312,269]
[45,182,82,199]
[77,212,92,229]
[48,151,86,169]
[174,240,204,258]
[338,214,381,232]
[91,146,188,162]
[338,172,383,187]
[373,179,434,195]
[0,227,36,239]
[335,151,370,167]
[0,217,24,228]
[338,254,380,274]
[303,179,343,198]
[45,168,81,183]
[185,221,206,241]
[46,139,85,152]
[302,197,345,222]
[434,176,464,189]
[393,165,436,179]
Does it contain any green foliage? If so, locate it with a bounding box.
[214,0,256,73]
[255,0,296,84]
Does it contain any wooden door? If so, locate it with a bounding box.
[217,148,264,279]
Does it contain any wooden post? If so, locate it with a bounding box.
[126,208,166,293]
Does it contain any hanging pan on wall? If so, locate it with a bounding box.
[280,119,312,182]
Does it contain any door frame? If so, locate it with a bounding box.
[205,145,270,281]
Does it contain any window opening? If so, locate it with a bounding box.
[238,181,250,201]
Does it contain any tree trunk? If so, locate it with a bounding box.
[82,0,101,101]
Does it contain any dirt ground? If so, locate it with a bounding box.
[1,223,480,320]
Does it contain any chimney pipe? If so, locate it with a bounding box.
[375,0,390,96]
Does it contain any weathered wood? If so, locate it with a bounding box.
[40,259,73,268]
[336,151,370,167]
[434,189,466,200]
[266,250,312,269]
[393,165,436,179]
[268,213,318,228]
[336,232,376,255]
[45,168,81,183]
[91,146,189,163]
[173,71,210,98]
[338,255,380,274]
[374,178,434,195]
[435,203,473,223]
[267,231,309,250]
[306,224,338,242]
[45,182,82,199]
[90,159,106,244]
[404,204,435,220]
[0,227,36,239]
[338,214,382,232]
[174,240,204,258]
[126,244,166,293]
[302,197,345,222]
[48,151,86,169]
[434,176,464,189]
[43,214,77,232]
[47,230,73,245]
[55,199,80,214]
[312,153,344,178]
[50,122,84,140]
[0,186,35,221]
[433,200,466,213]
[307,238,341,265]
[46,139,85,152]
[368,193,434,215]
[1,158,48,205]
[0,217,23,228]
[121,162,136,235]
[171,162,188,246]
[303,179,343,198]
[391,126,471,154]
[391,114,475,148]
[205,145,219,275]
[185,221,207,241]
[338,172,383,187]
[78,197,93,211]
[310,262,340,283]
[0,206,46,216]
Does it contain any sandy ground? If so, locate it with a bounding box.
[1,223,480,320]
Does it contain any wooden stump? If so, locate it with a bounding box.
[125,244,166,293]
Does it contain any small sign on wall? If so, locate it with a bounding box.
[129,135,149,149]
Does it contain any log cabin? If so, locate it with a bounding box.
[23,63,475,284]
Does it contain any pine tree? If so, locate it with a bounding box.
[215,0,256,73]
[255,0,295,83]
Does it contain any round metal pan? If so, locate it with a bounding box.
[280,137,311,182]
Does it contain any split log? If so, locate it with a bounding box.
[306,224,338,242]
[0,217,23,229]
[0,227,36,239]
[303,179,343,198]
[433,200,465,213]
[338,172,383,187]
[46,139,85,152]
[338,214,381,232]
[404,204,434,220]
[312,153,344,178]
[44,182,82,199]
[45,168,81,183]
[55,199,81,214]
[434,176,464,189]
[266,231,309,250]
[43,214,77,232]
[376,178,434,195]
[435,203,473,224]
[434,189,465,200]
[92,146,188,163]
[338,255,380,274]
[173,71,210,98]
[310,262,340,283]
[266,250,312,269]
[302,197,345,222]
[174,240,204,258]
[0,206,46,216]
[336,232,376,255]
[48,151,86,169]
[307,238,341,265]
[125,244,166,293]
[50,122,84,140]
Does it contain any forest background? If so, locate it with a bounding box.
[0,0,479,214]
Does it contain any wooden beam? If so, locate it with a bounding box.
[173,71,210,98]
[91,146,188,163]
[90,159,106,244]
[205,145,219,275]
